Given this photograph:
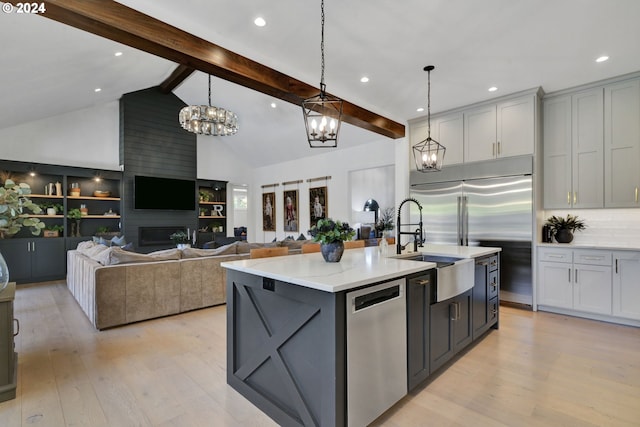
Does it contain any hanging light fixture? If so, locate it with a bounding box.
[179,74,238,136]
[302,0,343,148]
[413,65,446,172]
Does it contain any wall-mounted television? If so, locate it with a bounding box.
[134,175,196,210]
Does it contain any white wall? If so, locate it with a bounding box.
[0,102,120,170]
[250,138,405,243]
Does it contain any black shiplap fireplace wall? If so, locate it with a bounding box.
[120,87,198,252]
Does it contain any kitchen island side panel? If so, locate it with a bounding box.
[226,270,346,427]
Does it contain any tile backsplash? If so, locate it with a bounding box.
[542,209,640,247]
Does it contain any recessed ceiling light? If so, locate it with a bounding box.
[94,88,102,93]
[114,51,123,57]
[270,102,277,108]
[416,107,425,112]
[360,76,369,83]
[254,17,266,27]
[596,55,609,63]
[488,86,498,92]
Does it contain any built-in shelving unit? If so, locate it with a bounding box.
[0,160,122,283]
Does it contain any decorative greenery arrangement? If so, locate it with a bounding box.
[308,218,355,244]
[0,179,45,238]
[67,208,82,220]
[170,231,190,244]
[544,214,586,235]
[375,207,395,233]
[199,190,211,202]
[38,201,63,213]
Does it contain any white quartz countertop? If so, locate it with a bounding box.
[221,244,502,293]
[394,244,502,259]
[537,242,640,251]
[222,246,436,293]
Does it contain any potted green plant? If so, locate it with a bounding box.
[0,179,45,238]
[199,190,210,202]
[43,224,64,238]
[308,218,355,262]
[67,208,82,237]
[39,201,63,216]
[170,231,191,249]
[544,214,586,243]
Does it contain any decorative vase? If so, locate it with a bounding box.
[320,241,345,262]
[0,251,9,293]
[555,229,573,243]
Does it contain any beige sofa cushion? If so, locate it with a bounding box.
[94,247,182,266]
[181,243,237,258]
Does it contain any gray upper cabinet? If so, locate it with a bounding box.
[497,95,536,159]
[572,88,604,208]
[543,75,640,209]
[464,104,497,162]
[604,79,640,207]
[543,95,572,208]
[543,88,604,208]
[464,94,535,163]
[431,112,464,165]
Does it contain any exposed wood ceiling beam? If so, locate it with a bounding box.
[159,65,196,94]
[29,0,405,139]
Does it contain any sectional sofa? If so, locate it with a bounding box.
[66,240,309,329]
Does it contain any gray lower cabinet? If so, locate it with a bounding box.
[472,254,499,339]
[406,270,435,391]
[429,289,472,374]
[0,238,66,284]
[0,282,17,402]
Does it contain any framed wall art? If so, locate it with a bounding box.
[283,189,298,232]
[262,192,275,231]
[309,186,327,228]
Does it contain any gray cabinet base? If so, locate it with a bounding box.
[226,270,346,427]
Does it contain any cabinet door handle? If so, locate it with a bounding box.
[615,259,618,274]
[548,254,565,259]
[636,187,638,203]
[568,268,571,282]
[567,191,571,205]
[575,269,578,283]
[581,256,603,261]
[416,279,430,286]
[573,192,577,205]
[476,261,489,266]
[14,318,19,337]
[450,303,456,321]
[32,241,36,252]
[497,141,501,155]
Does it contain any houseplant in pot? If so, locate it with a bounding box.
[0,179,45,239]
[170,231,191,249]
[544,214,586,243]
[308,218,355,262]
[67,208,83,237]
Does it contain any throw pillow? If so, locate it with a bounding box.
[111,235,127,247]
[94,247,182,266]
[296,233,306,240]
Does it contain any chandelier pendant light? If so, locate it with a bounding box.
[413,65,446,172]
[302,0,343,148]
[179,74,238,136]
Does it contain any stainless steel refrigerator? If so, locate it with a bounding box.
[410,175,533,306]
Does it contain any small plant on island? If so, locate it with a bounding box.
[308,218,355,244]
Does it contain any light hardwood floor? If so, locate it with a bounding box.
[1,281,639,427]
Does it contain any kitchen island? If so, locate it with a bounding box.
[221,245,500,427]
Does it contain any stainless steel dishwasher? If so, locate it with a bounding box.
[346,278,407,427]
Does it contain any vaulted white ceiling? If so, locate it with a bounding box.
[2,0,640,166]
